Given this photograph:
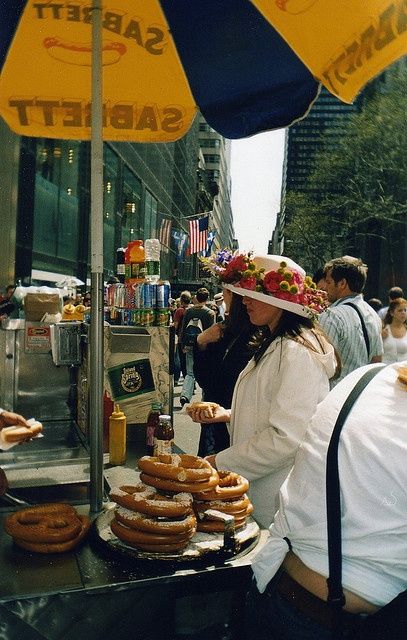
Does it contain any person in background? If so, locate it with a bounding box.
[312,267,326,290]
[367,297,383,313]
[83,292,91,306]
[319,256,382,387]
[173,290,192,385]
[246,362,407,640]
[213,291,226,321]
[179,288,215,407]
[187,254,338,528]
[378,285,405,320]
[381,297,407,363]
[194,287,256,456]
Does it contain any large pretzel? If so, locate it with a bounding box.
[109,484,193,518]
[138,453,214,482]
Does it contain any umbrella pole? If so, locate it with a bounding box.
[89,0,104,514]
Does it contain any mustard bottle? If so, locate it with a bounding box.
[109,403,126,465]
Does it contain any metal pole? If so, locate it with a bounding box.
[89,0,104,514]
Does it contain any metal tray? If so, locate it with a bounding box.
[92,504,260,565]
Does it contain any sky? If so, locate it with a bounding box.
[230,129,285,255]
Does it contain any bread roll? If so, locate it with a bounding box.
[186,402,219,418]
[1,421,43,443]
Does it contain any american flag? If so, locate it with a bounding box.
[159,217,172,253]
[189,216,209,255]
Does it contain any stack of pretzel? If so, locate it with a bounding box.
[192,470,253,532]
[109,481,197,553]
[4,503,91,553]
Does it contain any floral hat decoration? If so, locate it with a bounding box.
[202,252,327,319]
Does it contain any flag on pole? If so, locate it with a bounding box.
[204,230,216,257]
[172,230,188,263]
[159,217,172,253]
[189,215,209,255]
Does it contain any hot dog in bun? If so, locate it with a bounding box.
[186,402,219,419]
[1,421,43,444]
[43,37,126,66]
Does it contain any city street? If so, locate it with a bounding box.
[173,379,201,455]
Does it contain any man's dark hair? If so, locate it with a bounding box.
[324,256,367,293]
[180,290,191,304]
[388,286,404,300]
[195,287,209,303]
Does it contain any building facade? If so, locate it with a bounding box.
[0,114,234,293]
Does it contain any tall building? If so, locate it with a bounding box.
[198,116,234,252]
[275,87,362,251]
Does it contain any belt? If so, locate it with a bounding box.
[275,571,359,631]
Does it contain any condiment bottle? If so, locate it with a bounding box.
[129,240,146,280]
[153,414,174,456]
[146,401,162,456]
[116,247,126,284]
[109,403,127,465]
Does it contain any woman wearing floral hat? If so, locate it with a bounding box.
[187,253,339,528]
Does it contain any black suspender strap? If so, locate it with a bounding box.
[343,302,370,356]
[326,364,386,639]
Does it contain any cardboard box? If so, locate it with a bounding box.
[24,293,62,321]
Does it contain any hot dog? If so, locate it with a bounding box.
[43,37,126,66]
[1,421,43,443]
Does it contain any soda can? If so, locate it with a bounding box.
[141,308,154,326]
[133,282,143,309]
[156,282,171,308]
[142,283,156,309]
[124,282,135,309]
[155,308,169,326]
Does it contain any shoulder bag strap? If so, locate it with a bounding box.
[343,302,370,356]
[326,364,386,639]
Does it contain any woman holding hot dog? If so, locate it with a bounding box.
[187,253,339,528]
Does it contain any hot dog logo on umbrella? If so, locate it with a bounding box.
[276,0,318,14]
[43,36,127,66]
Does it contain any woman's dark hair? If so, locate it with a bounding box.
[383,298,407,326]
[223,293,256,341]
[250,309,341,378]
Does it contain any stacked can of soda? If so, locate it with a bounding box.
[105,239,171,327]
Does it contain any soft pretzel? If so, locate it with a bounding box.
[109,484,193,518]
[140,466,219,494]
[192,471,249,501]
[397,366,407,386]
[4,504,90,553]
[111,518,193,553]
[114,506,197,536]
[138,453,214,482]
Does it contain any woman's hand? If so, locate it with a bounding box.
[187,404,231,424]
[196,322,224,349]
[0,410,30,430]
[381,325,389,338]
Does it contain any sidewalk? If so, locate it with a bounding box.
[173,378,201,455]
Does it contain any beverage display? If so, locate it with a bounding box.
[105,239,171,326]
[153,414,174,456]
[146,401,162,455]
[109,403,127,465]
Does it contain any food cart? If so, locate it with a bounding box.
[0,317,265,640]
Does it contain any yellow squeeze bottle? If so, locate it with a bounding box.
[109,403,126,465]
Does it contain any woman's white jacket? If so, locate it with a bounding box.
[215,332,337,528]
